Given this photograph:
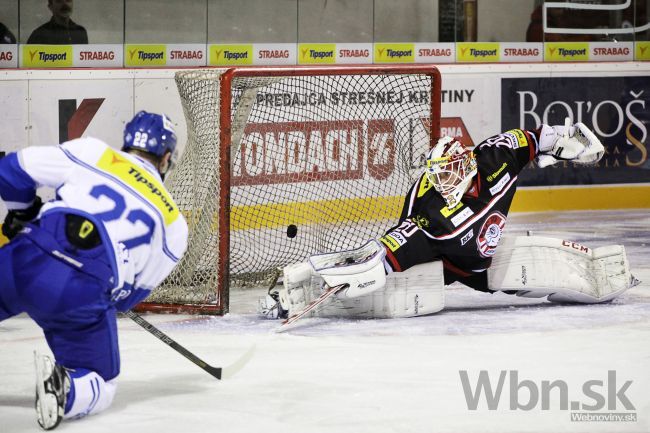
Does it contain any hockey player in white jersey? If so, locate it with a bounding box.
[0,111,188,429]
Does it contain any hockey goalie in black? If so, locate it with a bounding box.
[263,120,638,322]
[381,127,549,292]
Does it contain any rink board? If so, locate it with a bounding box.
[0,63,649,219]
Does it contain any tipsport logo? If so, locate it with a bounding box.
[456,43,499,62]
[545,43,589,61]
[210,45,253,65]
[22,45,73,67]
[298,44,336,64]
[125,45,166,66]
[636,42,650,60]
[374,43,415,63]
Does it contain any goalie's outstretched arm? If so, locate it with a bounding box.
[536,119,605,167]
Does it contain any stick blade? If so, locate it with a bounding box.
[275,283,347,333]
[219,344,256,379]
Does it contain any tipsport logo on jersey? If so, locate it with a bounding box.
[501,76,650,186]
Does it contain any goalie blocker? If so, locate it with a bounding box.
[262,236,638,320]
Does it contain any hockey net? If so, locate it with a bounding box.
[140,65,441,314]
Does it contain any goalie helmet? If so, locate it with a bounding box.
[425,136,477,209]
[122,111,178,170]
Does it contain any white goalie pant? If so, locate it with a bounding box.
[488,236,637,303]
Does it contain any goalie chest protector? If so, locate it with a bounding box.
[381,129,538,277]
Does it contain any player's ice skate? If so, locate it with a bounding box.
[34,352,70,431]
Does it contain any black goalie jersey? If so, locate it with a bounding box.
[380,128,540,291]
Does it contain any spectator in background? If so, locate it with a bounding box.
[526,3,593,42]
[27,0,87,44]
[0,22,16,44]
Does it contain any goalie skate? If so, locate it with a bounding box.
[34,352,70,430]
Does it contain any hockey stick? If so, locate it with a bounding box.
[125,310,255,380]
[275,283,348,333]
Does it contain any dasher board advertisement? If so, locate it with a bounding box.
[502,76,650,186]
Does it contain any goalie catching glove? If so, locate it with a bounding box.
[537,118,605,168]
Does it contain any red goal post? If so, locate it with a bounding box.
[138,65,441,315]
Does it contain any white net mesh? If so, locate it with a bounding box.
[145,67,439,313]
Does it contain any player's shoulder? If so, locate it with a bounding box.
[59,137,111,161]
[475,129,534,153]
[170,211,188,236]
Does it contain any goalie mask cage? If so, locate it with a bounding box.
[139,65,441,315]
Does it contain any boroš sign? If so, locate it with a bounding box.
[501,76,650,186]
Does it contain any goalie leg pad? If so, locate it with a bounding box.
[276,240,388,316]
[276,240,387,318]
[277,256,444,319]
[277,262,322,319]
[318,261,445,319]
[488,236,637,304]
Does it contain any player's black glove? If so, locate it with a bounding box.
[2,196,43,240]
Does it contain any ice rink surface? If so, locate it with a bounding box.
[1,209,649,433]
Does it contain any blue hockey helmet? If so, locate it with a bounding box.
[123,110,178,161]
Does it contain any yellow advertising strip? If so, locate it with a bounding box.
[374,43,415,63]
[511,184,650,212]
[635,41,650,60]
[209,44,253,66]
[224,185,650,231]
[96,148,179,225]
[230,195,403,231]
[298,43,336,64]
[22,45,73,67]
[456,42,499,62]
[125,44,166,66]
[545,42,589,62]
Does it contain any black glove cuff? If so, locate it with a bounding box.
[2,196,43,240]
